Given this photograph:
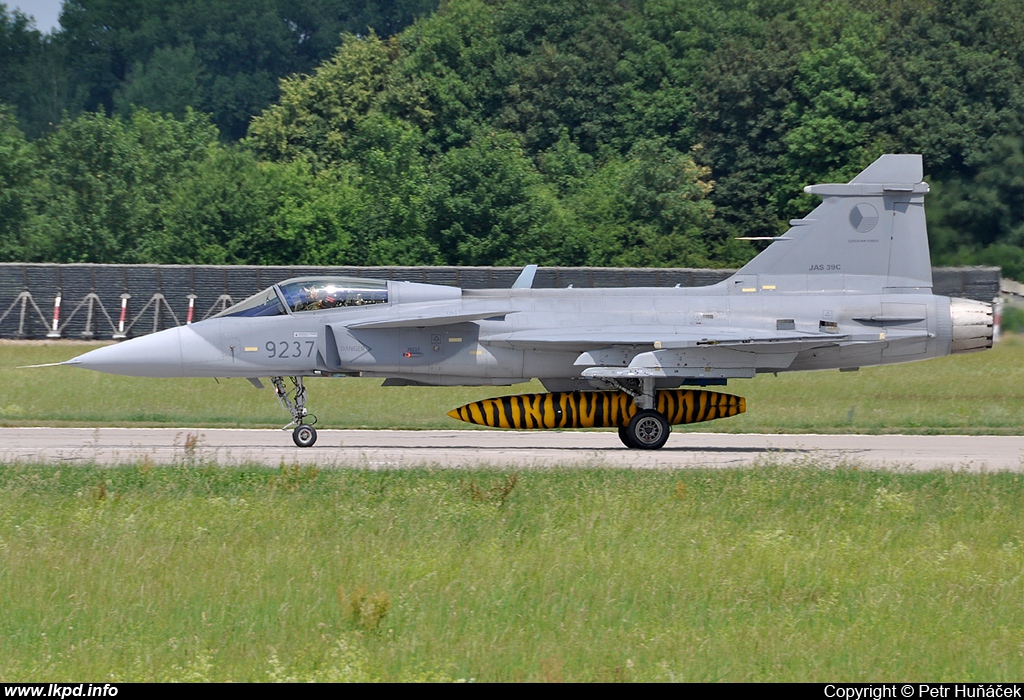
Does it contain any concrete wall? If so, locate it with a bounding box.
[0,263,1001,340]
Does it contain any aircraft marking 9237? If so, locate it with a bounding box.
[40,155,993,449]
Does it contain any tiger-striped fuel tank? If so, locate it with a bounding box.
[447,389,745,429]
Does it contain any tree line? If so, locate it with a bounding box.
[3,0,1024,278]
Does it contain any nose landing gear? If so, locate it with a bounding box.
[272,376,318,447]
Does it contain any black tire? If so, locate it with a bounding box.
[293,424,317,448]
[626,410,670,450]
[618,426,636,449]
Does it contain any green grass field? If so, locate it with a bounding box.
[3,463,1024,681]
[3,335,1024,433]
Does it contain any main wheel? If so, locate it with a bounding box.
[617,426,636,448]
[625,410,670,450]
[292,424,317,448]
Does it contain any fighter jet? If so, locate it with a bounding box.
[54,154,993,449]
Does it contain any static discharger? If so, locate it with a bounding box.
[447,389,745,430]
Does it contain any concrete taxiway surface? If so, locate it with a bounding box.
[1,428,1021,470]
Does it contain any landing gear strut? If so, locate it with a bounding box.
[272,376,318,447]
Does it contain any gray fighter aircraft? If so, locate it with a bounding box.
[53,154,993,449]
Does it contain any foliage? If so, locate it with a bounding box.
[247,33,397,166]
[1000,305,1024,334]
[0,107,36,260]
[425,128,564,265]
[146,150,362,265]
[56,0,438,139]
[6,0,1024,273]
[554,140,721,267]
[23,108,218,263]
[343,114,440,264]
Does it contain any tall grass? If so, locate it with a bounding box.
[3,462,1024,681]
[3,336,1024,433]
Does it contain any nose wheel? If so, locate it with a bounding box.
[292,424,318,448]
[272,376,318,447]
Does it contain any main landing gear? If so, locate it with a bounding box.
[272,376,318,447]
[608,377,671,450]
[619,410,670,450]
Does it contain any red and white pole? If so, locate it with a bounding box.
[113,294,130,339]
[46,294,62,338]
[186,294,196,324]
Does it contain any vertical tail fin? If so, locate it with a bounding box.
[736,154,932,293]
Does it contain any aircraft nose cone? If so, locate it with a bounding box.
[71,327,185,377]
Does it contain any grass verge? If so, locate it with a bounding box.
[3,461,1024,681]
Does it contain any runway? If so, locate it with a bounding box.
[1,427,1022,470]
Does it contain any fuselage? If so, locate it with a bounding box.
[67,276,992,388]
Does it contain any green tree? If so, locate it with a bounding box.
[59,0,439,139]
[247,32,396,166]
[14,0,1011,272]
[0,4,65,137]
[0,106,38,260]
[877,0,1024,176]
[382,0,504,148]
[342,113,442,265]
[114,43,206,120]
[426,129,563,265]
[928,136,1024,280]
[692,8,807,239]
[559,139,718,267]
[29,108,218,262]
[150,144,370,266]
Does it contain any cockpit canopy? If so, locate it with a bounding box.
[215,277,389,318]
[279,277,388,312]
